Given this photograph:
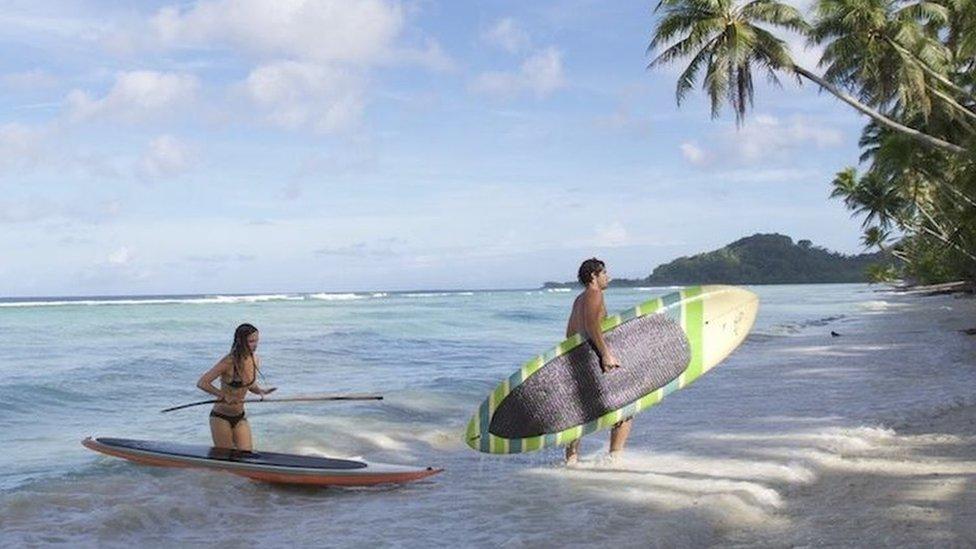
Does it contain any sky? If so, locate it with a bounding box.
[0,0,871,296]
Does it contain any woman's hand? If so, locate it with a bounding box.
[258,387,277,400]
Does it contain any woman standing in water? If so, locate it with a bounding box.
[197,323,276,450]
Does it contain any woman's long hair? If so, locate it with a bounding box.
[229,323,259,384]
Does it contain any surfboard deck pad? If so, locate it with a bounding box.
[94,437,367,469]
[489,313,690,438]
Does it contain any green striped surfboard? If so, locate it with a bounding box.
[464,285,758,454]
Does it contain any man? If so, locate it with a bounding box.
[563,257,631,465]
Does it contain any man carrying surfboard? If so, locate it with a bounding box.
[564,258,631,465]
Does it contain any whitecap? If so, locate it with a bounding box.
[0,294,302,308]
[307,293,365,301]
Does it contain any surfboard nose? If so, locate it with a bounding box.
[699,285,759,371]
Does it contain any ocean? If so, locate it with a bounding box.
[1,284,973,546]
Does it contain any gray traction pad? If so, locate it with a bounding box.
[489,313,691,439]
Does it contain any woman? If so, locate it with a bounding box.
[197,323,276,451]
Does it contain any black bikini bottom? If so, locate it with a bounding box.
[210,410,247,428]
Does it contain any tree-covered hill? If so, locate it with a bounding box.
[543,233,887,288]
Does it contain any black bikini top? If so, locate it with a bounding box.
[227,361,255,389]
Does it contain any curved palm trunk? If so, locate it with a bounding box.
[885,37,976,104]
[942,181,976,208]
[894,208,976,263]
[929,86,976,125]
[793,66,969,155]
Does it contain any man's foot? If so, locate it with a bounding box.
[565,440,580,467]
[593,451,622,468]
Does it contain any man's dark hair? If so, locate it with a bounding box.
[578,258,606,286]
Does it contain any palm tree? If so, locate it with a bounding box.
[862,225,914,264]
[830,167,909,230]
[831,166,976,261]
[941,0,976,66]
[648,0,969,154]
[812,0,975,124]
[862,225,891,248]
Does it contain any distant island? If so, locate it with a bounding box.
[543,233,888,288]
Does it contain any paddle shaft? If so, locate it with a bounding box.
[161,394,383,413]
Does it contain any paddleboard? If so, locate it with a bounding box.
[83,437,443,486]
[465,285,758,454]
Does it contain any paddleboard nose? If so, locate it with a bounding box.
[699,285,759,370]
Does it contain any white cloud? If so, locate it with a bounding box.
[522,48,565,96]
[0,123,45,171]
[594,222,629,247]
[472,47,565,99]
[66,70,199,122]
[46,1,447,135]
[315,237,406,257]
[244,61,365,132]
[0,197,57,223]
[139,135,193,179]
[676,114,846,168]
[734,114,843,161]
[108,246,131,265]
[1,69,59,90]
[680,142,707,165]
[484,18,531,53]
[151,0,404,65]
[0,195,122,225]
[394,38,455,71]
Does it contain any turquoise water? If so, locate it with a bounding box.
[1,284,972,546]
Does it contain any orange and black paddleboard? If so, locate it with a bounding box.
[83,437,442,487]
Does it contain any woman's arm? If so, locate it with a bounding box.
[197,356,230,399]
[247,355,277,397]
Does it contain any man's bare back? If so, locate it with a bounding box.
[566,289,606,339]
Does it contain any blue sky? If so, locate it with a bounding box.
[1,0,869,296]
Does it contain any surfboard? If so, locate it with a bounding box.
[464,285,758,454]
[83,437,443,486]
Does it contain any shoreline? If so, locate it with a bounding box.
[890,280,976,296]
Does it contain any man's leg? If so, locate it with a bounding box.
[609,418,632,457]
[565,439,580,465]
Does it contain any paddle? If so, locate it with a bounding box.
[161,393,383,413]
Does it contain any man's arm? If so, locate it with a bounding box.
[584,291,619,371]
